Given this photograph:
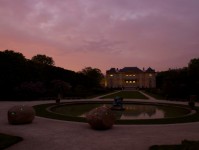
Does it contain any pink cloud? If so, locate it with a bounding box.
[0,0,199,73]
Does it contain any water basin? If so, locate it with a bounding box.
[51,103,191,120]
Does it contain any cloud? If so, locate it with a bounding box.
[0,0,199,72]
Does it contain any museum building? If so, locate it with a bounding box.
[106,67,156,89]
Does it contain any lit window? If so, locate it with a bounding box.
[126,75,128,76]
[133,74,136,76]
[129,81,132,83]
[110,74,113,77]
[129,75,132,76]
[133,81,136,83]
[149,74,152,77]
[126,81,129,83]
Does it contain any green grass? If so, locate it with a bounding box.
[150,140,199,150]
[143,91,166,100]
[33,101,199,125]
[0,133,23,149]
[100,91,149,99]
[52,103,101,116]
[34,103,87,122]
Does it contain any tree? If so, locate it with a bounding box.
[15,81,46,99]
[79,67,104,87]
[0,50,28,99]
[156,68,190,99]
[31,54,55,66]
[188,58,199,77]
[188,58,199,95]
[0,50,26,62]
[51,80,71,99]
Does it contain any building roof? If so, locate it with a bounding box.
[106,67,155,74]
[119,67,143,73]
[145,67,155,73]
[106,68,117,74]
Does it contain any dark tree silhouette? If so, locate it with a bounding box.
[0,50,28,99]
[155,58,199,100]
[0,50,109,100]
[31,54,55,66]
[79,67,104,87]
[188,58,199,95]
[51,80,71,99]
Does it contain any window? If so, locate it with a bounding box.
[149,74,152,77]
[126,80,136,84]
[110,74,113,77]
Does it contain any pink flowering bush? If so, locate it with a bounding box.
[86,105,115,130]
[8,105,35,124]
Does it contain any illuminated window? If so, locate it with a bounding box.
[110,74,113,77]
[149,74,152,77]
[133,74,136,76]
[126,81,129,83]
[129,81,132,83]
[133,81,136,83]
[129,75,132,76]
[126,75,129,76]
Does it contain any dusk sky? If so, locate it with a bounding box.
[0,0,199,73]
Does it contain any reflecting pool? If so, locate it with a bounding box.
[52,103,191,120]
[113,104,190,120]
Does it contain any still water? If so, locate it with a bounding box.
[52,103,190,120]
[118,104,164,120]
[110,104,190,120]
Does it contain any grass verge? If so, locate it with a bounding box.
[34,102,87,122]
[0,133,23,149]
[150,140,199,150]
[142,90,165,100]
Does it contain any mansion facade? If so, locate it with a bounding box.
[106,67,156,89]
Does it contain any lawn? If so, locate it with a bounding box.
[0,133,23,149]
[100,91,149,99]
[150,140,199,150]
[52,103,101,116]
[143,91,166,100]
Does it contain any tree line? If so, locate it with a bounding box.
[1,50,198,101]
[153,58,199,100]
[0,50,105,100]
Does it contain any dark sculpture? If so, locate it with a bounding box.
[111,96,125,110]
[8,105,35,124]
[189,95,197,109]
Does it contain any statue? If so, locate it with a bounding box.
[189,95,197,109]
[111,96,125,110]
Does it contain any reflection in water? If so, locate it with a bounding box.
[120,105,164,120]
[69,103,190,120]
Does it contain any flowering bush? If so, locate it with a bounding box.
[86,105,115,130]
[8,105,35,124]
